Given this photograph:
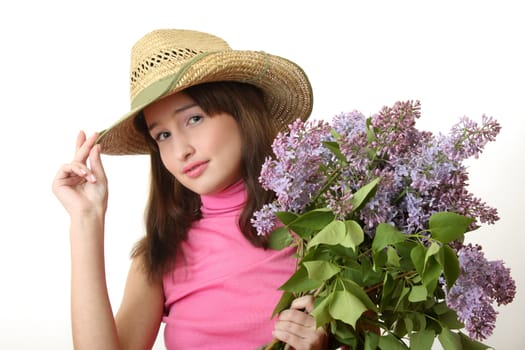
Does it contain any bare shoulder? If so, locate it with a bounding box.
[115,256,164,350]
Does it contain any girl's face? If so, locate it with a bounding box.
[143,91,243,195]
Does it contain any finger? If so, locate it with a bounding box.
[291,295,315,313]
[272,328,307,349]
[273,325,321,350]
[88,144,106,183]
[273,321,327,350]
[52,162,93,190]
[73,131,99,163]
[278,308,315,328]
[75,130,86,152]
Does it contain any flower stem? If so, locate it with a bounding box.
[364,270,417,294]
[263,339,279,350]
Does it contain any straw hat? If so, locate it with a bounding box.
[97,29,313,155]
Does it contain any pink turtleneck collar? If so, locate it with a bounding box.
[200,179,247,216]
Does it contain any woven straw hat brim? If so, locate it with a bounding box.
[97,49,313,155]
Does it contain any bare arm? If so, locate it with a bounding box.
[53,131,163,349]
[69,214,163,350]
[116,258,164,350]
[69,212,120,349]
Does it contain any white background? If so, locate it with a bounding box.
[1,1,523,349]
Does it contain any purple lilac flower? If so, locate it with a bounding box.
[441,115,501,162]
[361,101,500,233]
[324,184,354,220]
[251,202,281,236]
[253,119,333,235]
[254,101,500,239]
[259,118,332,213]
[369,100,422,158]
[431,169,500,226]
[358,170,400,234]
[332,110,367,139]
[488,260,516,305]
[445,244,516,340]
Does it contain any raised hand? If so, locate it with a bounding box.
[52,131,108,217]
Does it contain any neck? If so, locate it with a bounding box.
[200,180,246,215]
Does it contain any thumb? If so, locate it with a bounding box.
[290,295,315,313]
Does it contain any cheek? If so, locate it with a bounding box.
[159,151,177,176]
[230,141,244,175]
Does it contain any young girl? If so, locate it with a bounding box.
[52,29,327,349]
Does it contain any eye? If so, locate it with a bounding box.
[154,131,171,142]
[188,115,203,125]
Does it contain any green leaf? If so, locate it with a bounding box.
[442,245,460,291]
[322,140,347,162]
[331,320,357,345]
[330,128,342,140]
[278,266,323,293]
[307,220,346,249]
[409,329,435,350]
[438,328,462,350]
[381,273,395,301]
[274,211,298,226]
[366,117,377,143]
[410,244,426,276]
[414,312,427,332]
[378,333,409,350]
[329,290,367,329]
[310,295,332,328]
[351,177,381,213]
[459,332,493,350]
[438,309,464,330]
[424,242,440,267]
[372,249,387,272]
[344,220,364,251]
[364,331,380,350]
[433,301,449,315]
[268,227,293,250]
[395,241,419,271]
[408,285,428,302]
[341,279,379,312]
[303,260,341,281]
[271,291,294,318]
[404,317,414,333]
[290,208,335,230]
[429,212,474,243]
[387,246,401,267]
[422,257,442,294]
[395,286,410,311]
[373,223,407,253]
[361,258,384,286]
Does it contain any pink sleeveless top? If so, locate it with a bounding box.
[162,181,296,349]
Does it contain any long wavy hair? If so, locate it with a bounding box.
[132,82,279,280]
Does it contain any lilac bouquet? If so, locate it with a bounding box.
[254,101,516,349]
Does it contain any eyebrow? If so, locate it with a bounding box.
[147,102,199,131]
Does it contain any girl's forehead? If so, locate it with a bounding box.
[143,92,197,123]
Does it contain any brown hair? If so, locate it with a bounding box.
[132,82,278,280]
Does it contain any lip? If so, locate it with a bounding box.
[182,160,209,178]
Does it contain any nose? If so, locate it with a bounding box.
[173,135,194,161]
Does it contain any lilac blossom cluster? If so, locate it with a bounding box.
[445,244,516,340]
[252,100,501,236]
[252,100,514,341]
[251,119,334,235]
